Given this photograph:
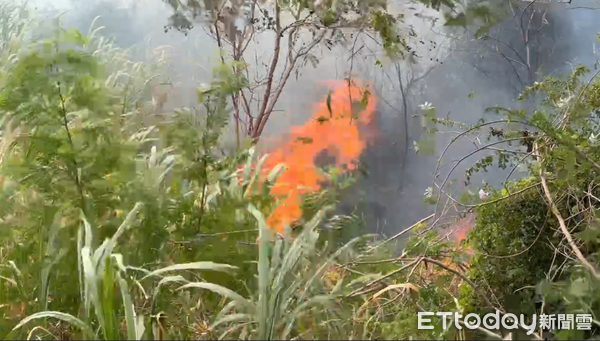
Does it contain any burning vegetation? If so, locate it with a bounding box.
[260,80,377,231]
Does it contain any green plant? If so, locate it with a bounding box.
[0,19,382,339]
[416,61,600,339]
[461,178,561,317]
[0,20,261,338]
[9,1,600,340]
[6,202,242,340]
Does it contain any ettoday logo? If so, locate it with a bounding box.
[418,311,593,335]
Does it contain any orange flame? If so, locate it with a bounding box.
[449,213,474,255]
[261,80,378,232]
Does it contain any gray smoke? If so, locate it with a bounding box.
[26,0,600,236]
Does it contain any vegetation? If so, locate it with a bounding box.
[0,0,599,340]
[161,0,502,144]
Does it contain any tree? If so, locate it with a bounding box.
[160,0,443,145]
[457,0,571,96]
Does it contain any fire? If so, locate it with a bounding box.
[261,80,377,232]
[449,213,475,255]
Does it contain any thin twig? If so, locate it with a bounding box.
[253,28,327,137]
[436,182,541,210]
[348,258,422,297]
[57,82,86,213]
[369,214,434,252]
[421,257,505,313]
[435,136,540,215]
[170,229,259,244]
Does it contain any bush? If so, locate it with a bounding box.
[461,178,562,316]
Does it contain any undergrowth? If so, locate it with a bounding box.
[1,2,600,340]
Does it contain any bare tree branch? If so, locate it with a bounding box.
[253,0,283,138]
[253,28,327,137]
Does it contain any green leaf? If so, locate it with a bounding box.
[0,275,17,286]
[151,275,189,309]
[346,274,384,288]
[282,295,334,338]
[117,273,137,341]
[576,224,600,242]
[102,256,117,339]
[244,153,269,197]
[444,12,467,27]
[96,202,144,271]
[247,203,272,340]
[321,9,337,26]
[10,311,95,338]
[210,313,254,329]
[177,282,253,310]
[81,245,105,330]
[40,209,66,311]
[141,262,238,281]
[569,278,589,298]
[266,163,286,184]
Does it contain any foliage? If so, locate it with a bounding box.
[415,56,600,338]
[0,21,276,338]
[158,0,503,142]
[0,19,478,339]
[0,17,412,340]
[461,178,561,316]
[4,1,600,340]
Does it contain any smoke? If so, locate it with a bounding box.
[25,0,600,236]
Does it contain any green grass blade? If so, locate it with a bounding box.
[155,275,188,293]
[241,147,255,182]
[151,275,188,314]
[102,256,117,339]
[346,274,384,288]
[77,221,85,307]
[247,203,272,340]
[266,163,286,184]
[210,313,253,329]
[79,210,93,249]
[40,210,64,311]
[135,315,146,340]
[218,321,255,340]
[301,235,375,301]
[281,295,334,339]
[97,202,144,272]
[39,249,65,312]
[93,240,110,269]
[177,282,253,311]
[117,273,137,341]
[243,153,268,198]
[111,254,127,273]
[270,237,283,283]
[9,311,95,339]
[214,300,238,323]
[81,246,106,331]
[140,262,238,281]
[0,275,16,289]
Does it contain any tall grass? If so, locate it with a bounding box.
[7,202,239,340]
[0,3,436,340]
[0,1,32,76]
[2,131,375,339]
